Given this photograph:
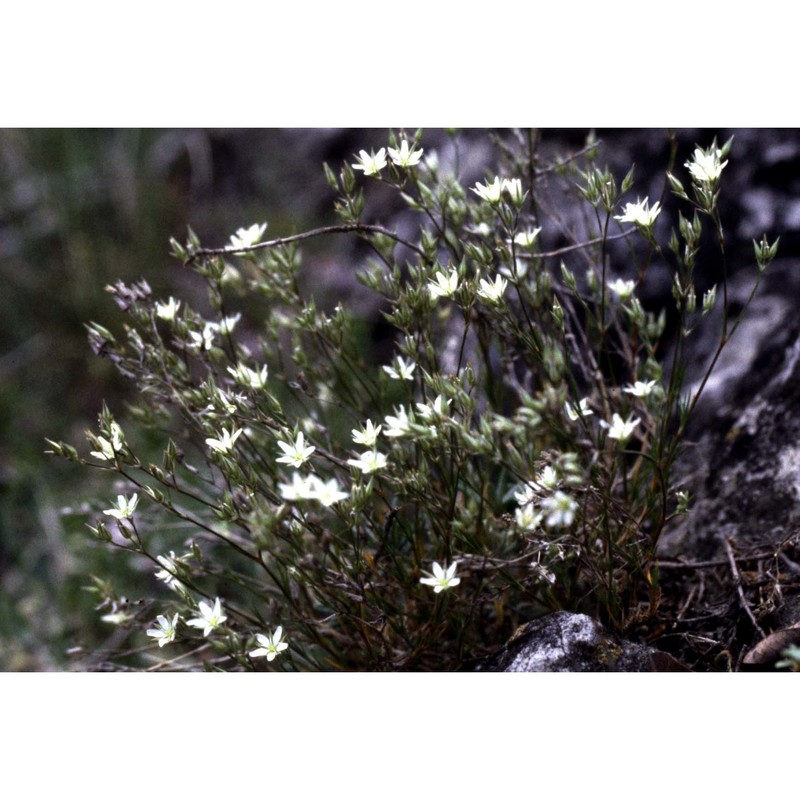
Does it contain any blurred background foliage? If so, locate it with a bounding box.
[0,128,392,669]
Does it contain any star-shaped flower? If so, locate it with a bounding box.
[387,140,423,168]
[276,432,316,468]
[147,613,179,647]
[103,493,139,520]
[614,197,661,228]
[206,427,243,455]
[352,420,382,447]
[186,597,227,637]
[623,380,657,398]
[476,273,508,304]
[382,355,416,381]
[352,148,387,176]
[685,146,727,184]
[428,267,460,299]
[472,177,503,204]
[603,413,641,442]
[347,450,388,475]
[419,561,461,593]
[229,223,268,249]
[249,626,289,661]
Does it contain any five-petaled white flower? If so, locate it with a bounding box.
[416,394,451,421]
[227,363,268,389]
[565,398,594,422]
[249,626,289,661]
[515,504,543,532]
[229,223,268,249]
[503,177,524,205]
[513,228,542,248]
[90,422,125,461]
[608,279,636,299]
[534,465,559,492]
[278,472,317,501]
[428,267,460,299]
[623,380,657,398]
[541,491,578,528]
[352,420,382,447]
[476,273,508,303]
[614,197,661,228]
[147,613,179,647]
[603,413,641,442]
[383,406,413,438]
[307,475,349,507]
[218,313,241,336]
[103,493,139,520]
[206,427,243,455]
[187,597,227,637]
[382,355,416,381]
[188,322,218,351]
[420,561,461,593]
[347,450,388,474]
[276,432,316,467]
[155,551,185,592]
[685,146,727,184]
[387,140,423,168]
[472,176,503,204]
[155,297,181,321]
[352,148,387,176]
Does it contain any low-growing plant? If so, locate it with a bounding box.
[47,129,776,671]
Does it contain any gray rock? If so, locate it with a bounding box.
[474,611,678,672]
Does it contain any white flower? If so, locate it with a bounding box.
[382,355,416,381]
[278,472,317,501]
[472,176,503,204]
[276,432,315,467]
[416,394,451,421]
[387,140,423,168]
[534,465,559,491]
[513,228,541,248]
[229,223,268,249]
[384,406,412,438]
[352,420,382,447]
[603,413,641,442]
[352,148,387,176]
[608,279,636,299]
[307,475,349,507]
[155,297,181,321]
[155,551,185,592]
[89,422,124,461]
[614,197,661,228]
[476,273,508,303]
[347,450,388,474]
[228,363,268,389]
[218,313,241,335]
[420,561,461,593]
[515,504,543,532]
[188,322,218,351]
[101,610,133,625]
[249,626,289,661]
[686,146,727,184]
[514,483,536,507]
[541,491,577,528]
[428,267,460,299]
[103,493,139,520]
[502,177,524,205]
[186,597,227,637]
[623,380,657,398]
[147,613,179,647]
[206,427,243,455]
[565,398,593,422]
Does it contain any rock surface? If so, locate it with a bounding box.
[474,611,685,672]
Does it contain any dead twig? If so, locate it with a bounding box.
[723,537,766,640]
